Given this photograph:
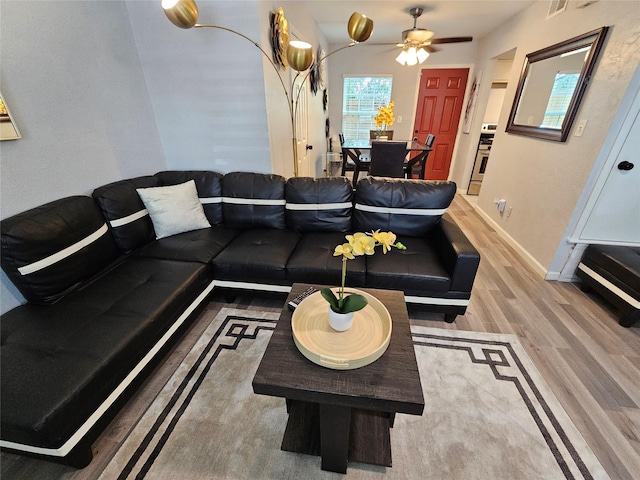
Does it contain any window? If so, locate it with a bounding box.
[342,76,393,140]
[541,72,580,128]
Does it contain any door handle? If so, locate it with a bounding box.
[618,161,634,171]
[306,145,313,150]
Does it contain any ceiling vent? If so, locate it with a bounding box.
[547,0,568,19]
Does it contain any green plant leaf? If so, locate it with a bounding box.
[339,294,368,313]
[320,288,339,310]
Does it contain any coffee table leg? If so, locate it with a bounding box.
[319,403,351,473]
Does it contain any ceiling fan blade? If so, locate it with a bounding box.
[424,45,440,53]
[429,36,473,44]
[365,42,403,46]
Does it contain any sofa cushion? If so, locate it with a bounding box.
[0,257,209,449]
[0,196,120,305]
[138,225,240,265]
[222,172,286,229]
[353,177,456,237]
[365,236,451,294]
[92,176,159,253]
[286,232,366,286]
[211,228,300,284]
[285,177,353,232]
[137,180,211,240]
[155,170,224,225]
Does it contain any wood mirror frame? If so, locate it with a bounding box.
[506,27,608,142]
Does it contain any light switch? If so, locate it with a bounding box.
[397,115,403,124]
[574,119,588,136]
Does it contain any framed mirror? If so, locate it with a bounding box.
[0,91,22,141]
[506,27,608,142]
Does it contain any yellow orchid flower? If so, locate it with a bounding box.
[346,232,375,256]
[372,230,397,253]
[373,101,395,129]
[334,243,355,260]
[323,230,407,314]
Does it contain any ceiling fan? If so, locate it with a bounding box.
[391,7,473,65]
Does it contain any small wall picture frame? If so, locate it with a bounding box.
[0,91,22,141]
[463,70,482,134]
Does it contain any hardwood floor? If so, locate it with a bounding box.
[2,194,638,479]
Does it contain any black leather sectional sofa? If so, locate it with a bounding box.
[0,171,480,467]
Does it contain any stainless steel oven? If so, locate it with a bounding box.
[467,123,496,195]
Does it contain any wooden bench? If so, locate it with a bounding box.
[577,245,640,327]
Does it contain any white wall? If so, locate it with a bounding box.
[0,0,166,312]
[471,1,640,277]
[260,1,331,178]
[126,0,329,178]
[327,42,477,149]
[0,0,331,313]
[484,87,507,123]
[126,0,272,174]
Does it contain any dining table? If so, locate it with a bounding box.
[342,139,432,179]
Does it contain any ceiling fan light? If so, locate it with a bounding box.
[162,0,199,29]
[417,47,430,63]
[348,12,374,43]
[406,47,418,66]
[395,50,408,65]
[287,40,314,72]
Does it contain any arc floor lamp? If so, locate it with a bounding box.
[161,0,373,177]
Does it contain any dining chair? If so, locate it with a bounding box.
[406,134,436,178]
[369,141,408,178]
[339,133,371,184]
[342,146,370,184]
[338,133,353,175]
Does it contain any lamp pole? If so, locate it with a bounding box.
[161,0,373,177]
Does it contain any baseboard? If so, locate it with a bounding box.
[467,200,549,279]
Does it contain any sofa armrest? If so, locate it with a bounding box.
[431,213,480,293]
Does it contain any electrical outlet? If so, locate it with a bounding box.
[507,206,513,217]
[574,119,588,137]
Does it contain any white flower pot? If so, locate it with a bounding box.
[328,307,354,331]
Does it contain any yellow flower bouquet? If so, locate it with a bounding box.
[321,230,406,314]
[373,101,395,133]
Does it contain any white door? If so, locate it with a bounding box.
[293,75,310,177]
[574,91,640,244]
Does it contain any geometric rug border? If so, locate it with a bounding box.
[113,308,279,480]
[411,325,604,480]
[103,311,608,480]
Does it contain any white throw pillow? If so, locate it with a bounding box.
[136,180,211,239]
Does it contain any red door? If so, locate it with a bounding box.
[412,68,469,180]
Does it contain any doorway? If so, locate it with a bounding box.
[412,68,469,180]
[466,50,516,195]
[293,74,310,177]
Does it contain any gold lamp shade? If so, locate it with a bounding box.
[287,40,313,71]
[348,12,373,43]
[162,0,199,29]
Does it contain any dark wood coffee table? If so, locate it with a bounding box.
[252,283,424,473]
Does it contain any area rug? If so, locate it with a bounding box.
[99,308,609,480]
